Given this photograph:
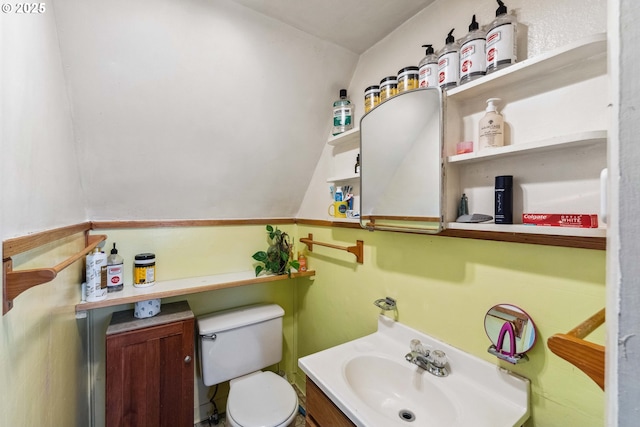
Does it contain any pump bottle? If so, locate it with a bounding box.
[438,29,459,90]
[486,0,517,74]
[459,15,486,84]
[332,89,354,136]
[106,243,124,292]
[418,44,438,88]
[478,98,504,149]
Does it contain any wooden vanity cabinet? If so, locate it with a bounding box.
[106,300,195,427]
[305,377,355,427]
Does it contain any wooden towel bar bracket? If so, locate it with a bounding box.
[3,233,107,315]
[547,308,605,390]
[299,233,364,264]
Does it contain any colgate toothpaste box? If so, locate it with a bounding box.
[522,214,599,228]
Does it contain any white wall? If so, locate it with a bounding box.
[0,5,89,427]
[52,0,358,221]
[608,0,640,424]
[1,4,86,238]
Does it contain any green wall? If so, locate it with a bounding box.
[90,223,605,426]
[294,224,605,427]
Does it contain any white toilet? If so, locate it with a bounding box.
[197,304,298,427]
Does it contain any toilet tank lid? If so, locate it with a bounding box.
[197,304,284,335]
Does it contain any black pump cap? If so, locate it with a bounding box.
[446,29,455,44]
[496,0,508,16]
[469,15,479,31]
[111,243,118,255]
[421,44,434,55]
[339,89,347,98]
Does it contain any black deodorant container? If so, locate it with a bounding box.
[495,175,513,224]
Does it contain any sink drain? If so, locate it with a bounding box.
[398,409,416,422]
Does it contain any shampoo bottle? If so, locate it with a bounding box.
[418,44,438,88]
[478,98,504,149]
[486,0,517,74]
[437,29,459,90]
[459,15,486,84]
[332,89,353,135]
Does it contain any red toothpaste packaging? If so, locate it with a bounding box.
[522,214,599,228]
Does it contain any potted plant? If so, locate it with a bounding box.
[252,225,300,277]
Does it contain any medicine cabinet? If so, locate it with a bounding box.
[359,88,444,233]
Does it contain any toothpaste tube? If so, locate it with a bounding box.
[522,214,598,228]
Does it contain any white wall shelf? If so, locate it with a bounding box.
[447,130,607,164]
[447,33,606,102]
[445,221,605,238]
[326,173,359,183]
[327,127,360,147]
[441,33,608,249]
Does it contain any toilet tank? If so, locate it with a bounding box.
[197,304,285,386]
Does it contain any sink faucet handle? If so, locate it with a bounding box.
[410,339,429,356]
[429,350,447,368]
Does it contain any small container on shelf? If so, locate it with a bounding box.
[379,76,398,102]
[364,85,380,113]
[397,66,419,94]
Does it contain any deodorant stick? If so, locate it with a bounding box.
[495,175,513,224]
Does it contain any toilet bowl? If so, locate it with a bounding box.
[226,371,298,427]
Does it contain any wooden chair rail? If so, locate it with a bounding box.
[299,233,364,264]
[547,308,605,390]
[3,233,107,315]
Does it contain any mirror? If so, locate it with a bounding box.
[484,304,537,364]
[359,88,443,233]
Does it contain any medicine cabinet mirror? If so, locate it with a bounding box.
[359,88,444,233]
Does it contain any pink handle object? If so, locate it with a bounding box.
[496,322,517,357]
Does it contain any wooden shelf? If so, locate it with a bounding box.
[446,33,606,101]
[75,269,315,312]
[327,127,360,147]
[447,131,607,164]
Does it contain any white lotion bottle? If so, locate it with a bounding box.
[478,98,504,149]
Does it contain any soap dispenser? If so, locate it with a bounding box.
[459,15,486,84]
[486,0,518,74]
[418,44,438,88]
[478,98,504,149]
[437,29,459,90]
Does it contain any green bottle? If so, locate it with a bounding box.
[332,89,353,136]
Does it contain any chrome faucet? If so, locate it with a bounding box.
[405,339,449,377]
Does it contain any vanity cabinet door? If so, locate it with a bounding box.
[106,304,194,427]
[306,378,355,427]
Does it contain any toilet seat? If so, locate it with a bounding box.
[226,371,298,427]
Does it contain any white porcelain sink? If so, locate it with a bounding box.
[299,316,530,427]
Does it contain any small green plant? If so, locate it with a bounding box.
[252,225,300,277]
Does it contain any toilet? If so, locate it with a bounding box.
[197,304,298,427]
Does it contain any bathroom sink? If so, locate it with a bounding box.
[299,316,530,427]
[344,355,458,426]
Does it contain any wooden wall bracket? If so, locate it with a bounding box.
[547,308,605,390]
[3,233,107,315]
[299,233,364,264]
